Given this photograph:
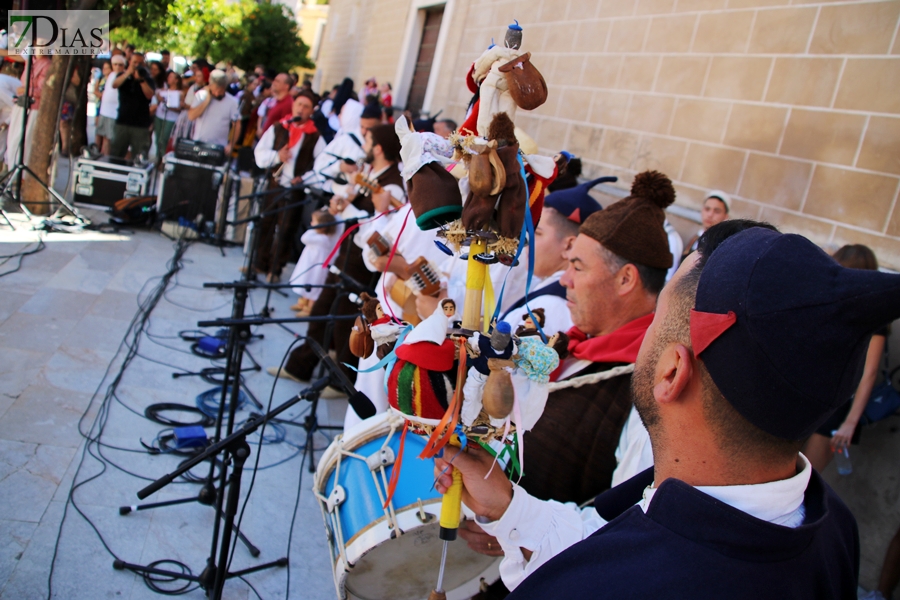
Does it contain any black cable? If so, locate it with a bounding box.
[226,335,307,576]
[239,575,264,600]
[141,559,198,595]
[0,239,45,278]
[163,287,232,312]
[144,403,216,428]
[284,432,308,600]
[48,236,194,598]
[135,351,193,372]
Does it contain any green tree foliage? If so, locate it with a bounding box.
[195,2,314,72]
[105,0,313,73]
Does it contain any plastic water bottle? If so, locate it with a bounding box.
[832,431,852,475]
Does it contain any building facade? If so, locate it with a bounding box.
[315,0,900,270]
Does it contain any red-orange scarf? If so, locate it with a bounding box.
[280,117,318,148]
[550,313,654,381]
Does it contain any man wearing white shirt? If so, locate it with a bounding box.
[188,69,240,153]
[449,172,674,597]
[269,124,406,397]
[253,89,326,280]
[434,220,887,598]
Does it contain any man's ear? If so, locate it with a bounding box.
[654,343,694,405]
[616,263,640,297]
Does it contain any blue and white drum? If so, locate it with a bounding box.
[314,411,499,600]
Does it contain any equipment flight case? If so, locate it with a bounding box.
[72,156,156,209]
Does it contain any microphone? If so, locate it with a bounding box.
[328,264,371,293]
[326,152,358,166]
[318,171,348,185]
[300,375,331,396]
[306,338,376,419]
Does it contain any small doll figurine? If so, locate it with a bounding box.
[514,308,545,338]
[402,298,455,346]
[388,298,458,421]
[499,331,569,384]
[469,320,514,375]
[460,321,516,426]
[361,293,406,359]
[461,330,569,429]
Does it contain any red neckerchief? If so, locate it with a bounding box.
[279,117,318,148]
[550,313,654,382]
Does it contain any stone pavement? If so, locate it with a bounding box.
[0,206,346,600]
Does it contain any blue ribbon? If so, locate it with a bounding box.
[488,154,547,342]
[344,324,414,394]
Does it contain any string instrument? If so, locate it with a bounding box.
[367,231,441,325]
[354,173,405,209]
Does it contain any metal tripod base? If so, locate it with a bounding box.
[0,162,87,224]
[118,479,261,557]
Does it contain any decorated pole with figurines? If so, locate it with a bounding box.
[348,19,575,600]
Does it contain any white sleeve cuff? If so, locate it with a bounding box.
[480,484,555,552]
[477,484,608,591]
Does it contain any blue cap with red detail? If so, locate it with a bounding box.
[543,176,616,225]
[691,227,900,440]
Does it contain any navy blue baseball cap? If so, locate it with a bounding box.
[543,176,615,225]
[690,228,900,440]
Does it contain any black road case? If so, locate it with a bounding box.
[73,156,155,209]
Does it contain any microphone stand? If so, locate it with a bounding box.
[119,266,270,560]
[230,191,319,320]
[115,377,338,599]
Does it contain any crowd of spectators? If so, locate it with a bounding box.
[84,48,409,175]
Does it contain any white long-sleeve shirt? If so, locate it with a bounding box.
[499,270,573,337]
[254,123,327,188]
[611,405,654,488]
[480,453,812,591]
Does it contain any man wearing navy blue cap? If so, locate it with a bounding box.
[435,222,900,598]
[457,171,677,585]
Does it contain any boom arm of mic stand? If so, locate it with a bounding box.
[227,194,315,227]
[307,214,369,230]
[197,314,359,328]
[235,180,311,201]
[137,377,331,500]
[203,281,340,291]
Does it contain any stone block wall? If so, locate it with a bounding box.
[439,0,900,268]
[315,0,900,269]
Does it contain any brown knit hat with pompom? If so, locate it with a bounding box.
[579,170,675,270]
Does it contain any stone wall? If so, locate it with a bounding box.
[314,0,410,99]
[316,0,900,269]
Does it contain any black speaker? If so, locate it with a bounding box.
[157,155,226,224]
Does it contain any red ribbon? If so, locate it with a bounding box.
[383,420,409,509]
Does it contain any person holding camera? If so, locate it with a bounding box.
[109,52,155,160]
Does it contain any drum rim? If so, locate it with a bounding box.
[335,507,502,600]
[313,411,404,491]
[343,497,440,549]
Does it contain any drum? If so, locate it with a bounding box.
[314,412,499,600]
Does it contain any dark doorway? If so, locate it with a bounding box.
[405,5,443,117]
